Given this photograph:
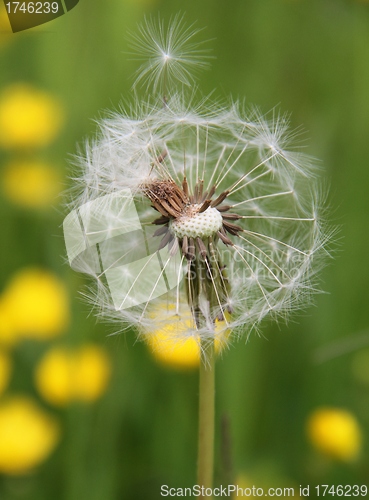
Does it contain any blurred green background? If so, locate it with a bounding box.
[0,0,369,498]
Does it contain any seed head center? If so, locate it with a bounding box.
[170,205,223,239]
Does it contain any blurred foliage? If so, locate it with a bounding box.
[0,0,369,498]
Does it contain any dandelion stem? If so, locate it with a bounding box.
[197,339,215,497]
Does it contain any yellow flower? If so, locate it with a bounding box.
[2,160,62,208]
[0,350,11,396]
[35,344,111,406]
[148,331,201,369]
[1,268,70,340]
[0,396,60,475]
[0,84,64,149]
[145,303,229,370]
[306,407,362,461]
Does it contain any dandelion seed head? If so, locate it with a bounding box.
[64,18,331,349]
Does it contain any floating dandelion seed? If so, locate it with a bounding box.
[128,14,212,93]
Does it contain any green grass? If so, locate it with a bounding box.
[1,0,369,498]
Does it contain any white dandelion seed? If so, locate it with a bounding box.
[128,14,212,93]
[64,18,331,349]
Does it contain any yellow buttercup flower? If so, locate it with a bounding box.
[306,407,362,462]
[0,396,60,475]
[1,268,70,340]
[145,303,229,370]
[0,84,64,149]
[148,331,201,369]
[2,160,62,208]
[0,350,11,396]
[35,344,111,406]
[73,345,112,402]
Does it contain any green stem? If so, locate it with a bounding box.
[197,339,215,497]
